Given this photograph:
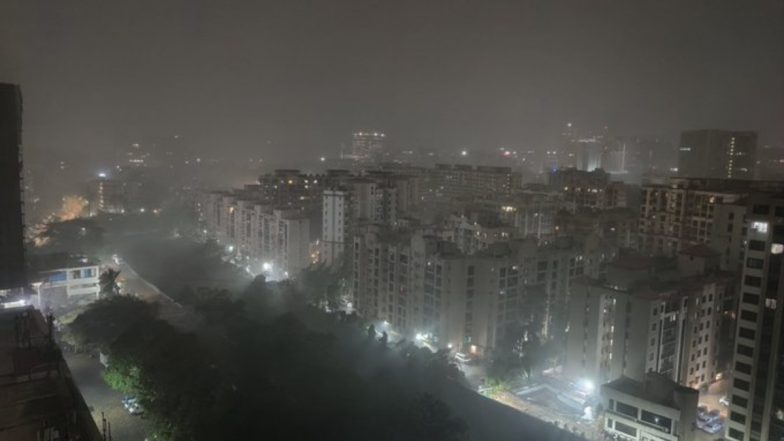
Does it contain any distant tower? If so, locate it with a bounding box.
[0,83,27,291]
[350,131,385,163]
[678,129,757,179]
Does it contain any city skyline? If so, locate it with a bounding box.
[1,0,782,166]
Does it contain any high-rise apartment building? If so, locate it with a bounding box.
[678,130,757,180]
[352,227,613,353]
[548,168,629,211]
[0,83,26,291]
[638,177,784,271]
[429,164,522,199]
[349,131,385,162]
[725,194,784,441]
[565,249,734,389]
[198,186,317,279]
[321,173,418,266]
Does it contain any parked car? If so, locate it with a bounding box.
[454,352,471,363]
[703,419,724,434]
[122,396,144,415]
[697,405,709,420]
[705,409,722,423]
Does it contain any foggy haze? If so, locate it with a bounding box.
[1,0,782,166]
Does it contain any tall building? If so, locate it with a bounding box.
[0,306,102,440]
[321,173,419,266]
[429,164,523,199]
[198,179,321,280]
[349,131,385,162]
[565,249,734,389]
[638,177,784,271]
[678,130,757,180]
[548,168,629,211]
[87,176,126,214]
[0,83,26,291]
[725,194,784,441]
[352,228,613,352]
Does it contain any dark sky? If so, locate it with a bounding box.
[1,0,782,164]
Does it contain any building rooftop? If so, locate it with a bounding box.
[0,306,101,440]
[679,243,720,258]
[603,373,698,411]
[28,253,100,273]
[609,254,654,271]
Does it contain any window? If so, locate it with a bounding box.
[752,205,770,215]
[740,310,758,322]
[738,327,755,340]
[746,258,764,269]
[734,378,750,391]
[730,412,746,424]
[728,427,745,440]
[735,361,752,374]
[736,344,754,357]
[743,292,760,305]
[751,221,769,233]
[744,276,762,288]
[732,394,748,407]
[615,401,638,418]
[773,243,784,255]
[614,421,637,437]
[749,240,766,251]
[641,410,671,432]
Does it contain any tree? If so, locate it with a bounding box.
[99,268,121,297]
[63,295,157,352]
[399,393,469,441]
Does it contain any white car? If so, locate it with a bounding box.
[454,352,471,363]
[703,419,723,434]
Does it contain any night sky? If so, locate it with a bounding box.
[1,0,782,163]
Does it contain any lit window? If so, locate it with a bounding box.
[772,243,783,255]
[751,221,768,234]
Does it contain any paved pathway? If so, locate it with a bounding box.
[65,352,152,441]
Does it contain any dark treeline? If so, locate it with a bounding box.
[68,278,468,441]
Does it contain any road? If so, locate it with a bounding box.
[696,379,730,441]
[61,257,202,440]
[65,352,152,441]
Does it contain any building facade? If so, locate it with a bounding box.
[601,373,698,441]
[0,83,26,292]
[725,194,784,441]
[565,251,733,390]
[678,130,757,180]
[638,177,784,270]
[352,227,613,353]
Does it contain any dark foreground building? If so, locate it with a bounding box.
[726,193,784,441]
[0,306,101,440]
[0,83,26,292]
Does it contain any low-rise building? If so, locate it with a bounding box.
[29,253,101,304]
[601,373,699,441]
